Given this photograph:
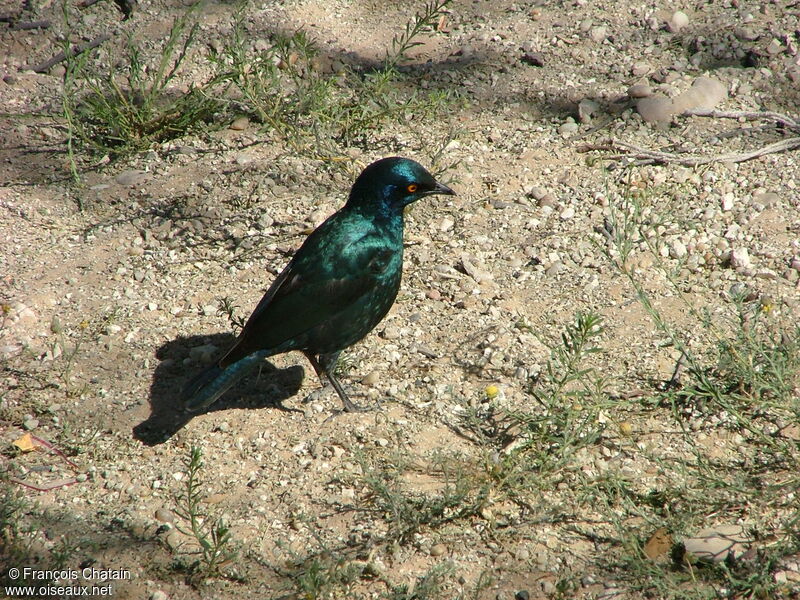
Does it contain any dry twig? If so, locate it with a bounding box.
[580,137,800,166]
[579,108,800,166]
[25,33,110,73]
[664,351,688,390]
[684,108,800,133]
[8,19,50,30]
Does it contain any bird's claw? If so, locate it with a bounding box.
[323,397,382,421]
[341,396,380,413]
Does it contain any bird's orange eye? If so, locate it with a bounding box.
[407,184,418,193]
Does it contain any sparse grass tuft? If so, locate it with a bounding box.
[172,446,238,581]
[279,544,364,599]
[59,0,458,175]
[218,296,246,333]
[0,483,30,570]
[384,0,452,70]
[0,482,86,587]
[214,1,456,161]
[63,8,225,162]
[586,179,800,598]
[382,561,454,599]
[355,449,491,545]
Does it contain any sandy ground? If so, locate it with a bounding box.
[2,0,800,598]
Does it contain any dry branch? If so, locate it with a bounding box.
[25,33,110,73]
[579,137,800,166]
[579,108,800,166]
[683,108,800,133]
[8,19,50,30]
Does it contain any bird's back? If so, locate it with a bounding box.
[219,206,405,366]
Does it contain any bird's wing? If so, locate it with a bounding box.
[218,242,395,367]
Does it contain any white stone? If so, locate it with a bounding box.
[667,10,689,33]
[670,240,688,259]
[730,247,751,269]
[683,524,750,563]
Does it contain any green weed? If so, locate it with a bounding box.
[63,8,225,161]
[590,178,800,598]
[354,449,491,545]
[172,446,238,581]
[215,1,456,161]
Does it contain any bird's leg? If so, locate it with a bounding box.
[303,350,332,378]
[303,351,368,413]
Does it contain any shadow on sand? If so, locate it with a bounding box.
[133,332,306,445]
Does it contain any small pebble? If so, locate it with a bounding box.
[155,508,174,523]
[558,120,579,136]
[381,326,401,340]
[577,98,599,123]
[546,261,565,276]
[721,194,734,211]
[766,38,784,56]
[628,83,652,98]
[631,62,651,77]
[683,524,750,563]
[637,96,674,123]
[589,26,608,43]
[667,10,689,33]
[753,191,779,208]
[670,240,687,259]
[361,371,380,386]
[730,247,751,269]
[229,116,250,130]
[189,343,218,364]
[114,170,148,186]
[538,193,557,208]
[672,76,727,113]
[430,543,447,556]
[521,52,545,67]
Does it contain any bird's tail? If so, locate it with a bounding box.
[182,351,270,412]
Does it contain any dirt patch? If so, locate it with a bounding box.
[2,1,800,598]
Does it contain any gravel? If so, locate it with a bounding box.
[2,0,799,598]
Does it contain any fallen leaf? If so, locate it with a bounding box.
[12,433,36,453]
[644,527,673,560]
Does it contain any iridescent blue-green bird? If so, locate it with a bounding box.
[183,157,455,413]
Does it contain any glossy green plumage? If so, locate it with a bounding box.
[183,157,455,413]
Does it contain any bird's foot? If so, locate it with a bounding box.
[302,383,368,406]
[303,378,381,417]
[324,397,382,421]
[341,395,381,413]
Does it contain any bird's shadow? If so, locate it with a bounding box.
[133,332,306,446]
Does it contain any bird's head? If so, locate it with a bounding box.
[347,157,456,216]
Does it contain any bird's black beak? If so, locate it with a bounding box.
[427,181,456,197]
